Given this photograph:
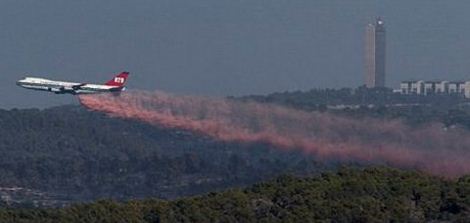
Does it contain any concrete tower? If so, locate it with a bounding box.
[364,17,386,88]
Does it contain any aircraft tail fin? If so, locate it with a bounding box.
[105,72,129,87]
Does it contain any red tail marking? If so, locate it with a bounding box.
[105,72,129,86]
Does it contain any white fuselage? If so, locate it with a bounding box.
[16,77,123,95]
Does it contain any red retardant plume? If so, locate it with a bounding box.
[79,91,470,178]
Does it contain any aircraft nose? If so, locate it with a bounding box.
[16,80,24,86]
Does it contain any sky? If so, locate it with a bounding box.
[1,0,470,108]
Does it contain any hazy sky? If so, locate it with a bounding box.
[2,0,470,108]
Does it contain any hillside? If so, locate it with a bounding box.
[2,88,470,208]
[0,105,327,207]
[238,87,468,109]
[239,87,470,128]
[1,167,469,222]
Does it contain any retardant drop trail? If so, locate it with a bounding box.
[79,91,470,177]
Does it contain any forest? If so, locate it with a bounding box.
[239,87,470,129]
[2,87,470,220]
[238,86,468,109]
[1,167,469,222]
[0,105,327,207]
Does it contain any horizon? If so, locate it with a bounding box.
[3,1,470,108]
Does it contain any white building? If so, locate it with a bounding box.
[398,80,470,98]
[436,81,449,94]
[364,17,386,88]
[448,81,465,95]
[465,81,470,98]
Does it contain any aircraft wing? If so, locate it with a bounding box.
[71,83,86,90]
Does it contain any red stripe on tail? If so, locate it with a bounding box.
[105,72,129,86]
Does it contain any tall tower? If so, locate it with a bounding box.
[364,17,386,88]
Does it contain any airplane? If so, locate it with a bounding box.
[16,72,129,95]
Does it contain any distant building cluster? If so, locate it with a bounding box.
[399,80,470,98]
[363,18,470,99]
[363,17,469,100]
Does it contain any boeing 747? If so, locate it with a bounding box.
[17,72,129,95]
